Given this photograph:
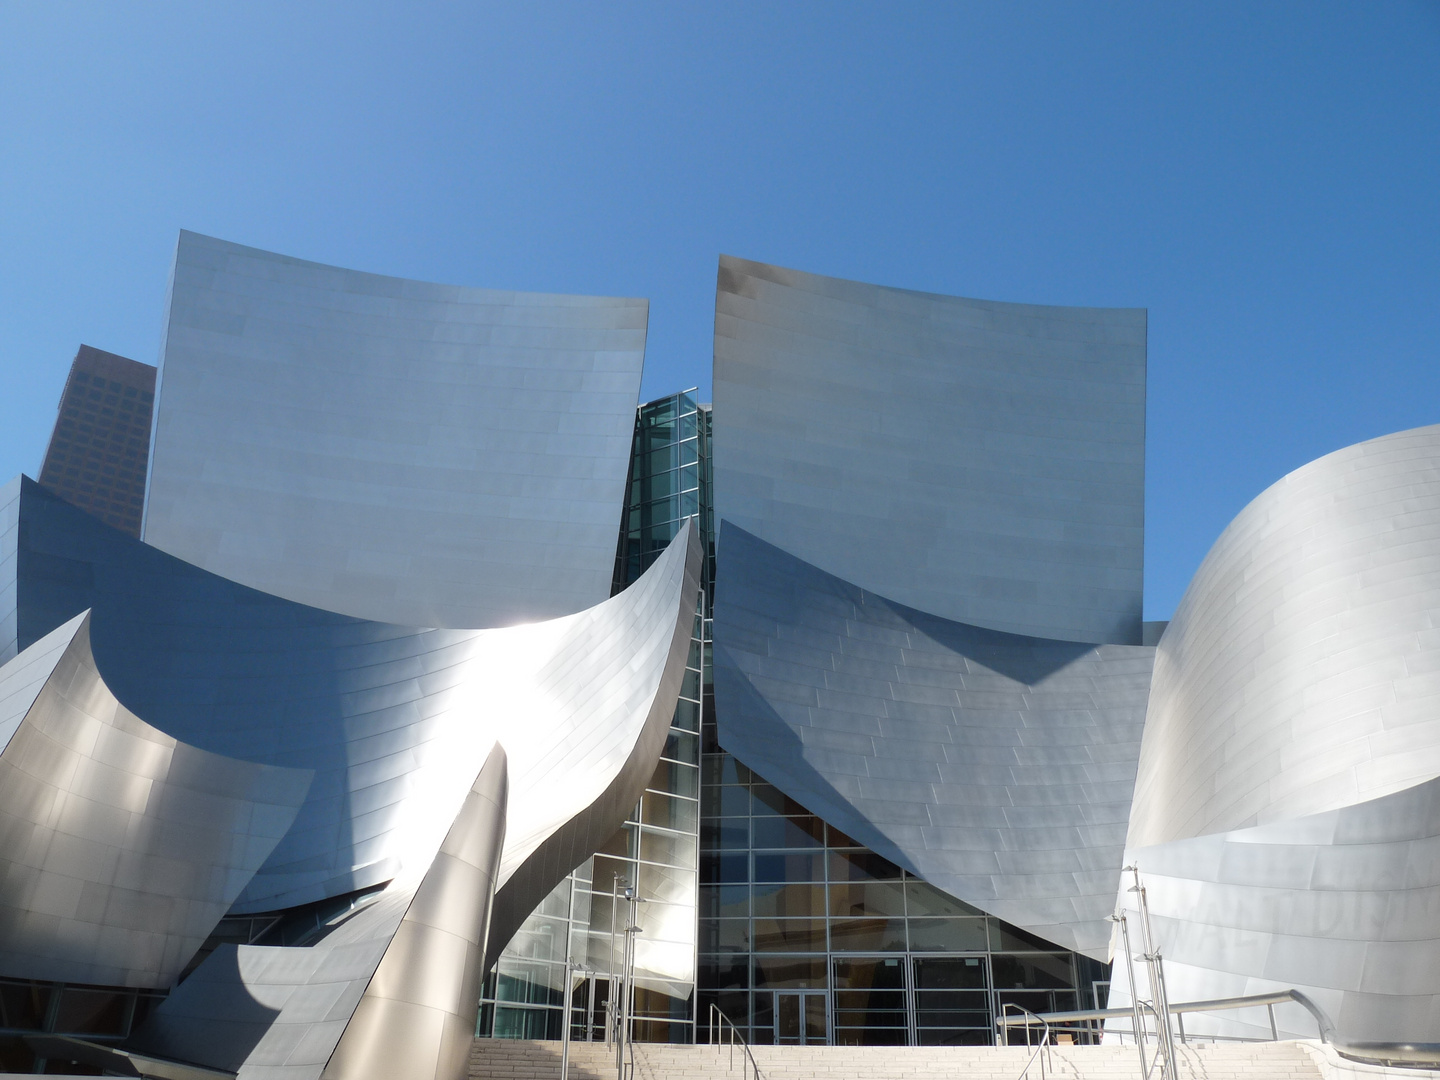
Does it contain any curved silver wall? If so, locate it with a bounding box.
[132,743,507,1080]
[714,524,1154,958]
[4,479,700,921]
[712,255,1147,646]
[1113,775,1440,1043]
[128,520,698,1079]
[0,612,311,988]
[1130,424,1440,850]
[1114,424,1440,1043]
[143,230,648,629]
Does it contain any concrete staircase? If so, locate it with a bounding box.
[469,1038,1335,1080]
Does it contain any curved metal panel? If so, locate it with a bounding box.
[714,523,1153,957]
[0,611,312,988]
[6,480,699,916]
[485,518,703,966]
[712,255,1146,645]
[130,528,700,1078]
[1109,776,1440,1043]
[322,743,507,1080]
[1130,424,1440,850]
[143,230,647,629]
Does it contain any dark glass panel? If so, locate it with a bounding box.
[700,819,748,850]
[706,786,750,817]
[751,814,823,849]
[752,784,811,817]
[751,882,825,918]
[834,1026,907,1045]
[698,955,750,990]
[914,955,988,989]
[905,879,983,917]
[663,730,699,765]
[752,955,825,989]
[673,698,700,732]
[830,918,906,952]
[753,852,825,883]
[0,981,50,1030]
[700,854,748,884]
[828,850,903,882]
[699,918,751,953]
[990,922,1064,953]
[492,1005,561,1039]
[752,919,825,952]
[917,1028,992,1045]
[0,1039,37,1073]
[828,880,904,918]
[906,917,990,951]
[53,988,128,1035]
[991,953,1074,990]
[632,986,691,1019]
[632,1019,689,1042]
[833,956,906,991]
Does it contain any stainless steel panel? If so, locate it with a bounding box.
[714,523,1153,957]
[4,480,699,921]
[1132,424,1440,848]
[127,527,701,1078]
[0,612,311,988]
[711,255,1146,645]
[143,231,647,629]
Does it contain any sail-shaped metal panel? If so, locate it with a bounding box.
[714,524,1153,958]
[712,255,1146,645]
[143,231,647,629]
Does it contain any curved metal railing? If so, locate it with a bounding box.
[708,1003,763,1080]
[999,1002,1053,1080]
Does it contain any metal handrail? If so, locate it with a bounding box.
[709,1003,763,1080]
[996,987,1335,1044]
[999,1002,1052,1080]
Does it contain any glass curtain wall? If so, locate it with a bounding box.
[696,748,1109,1046]
[478,391,711,1043]
[480,387,1107,1046]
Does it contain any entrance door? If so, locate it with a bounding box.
[910,955,992,1045]
[775,991,827,1045]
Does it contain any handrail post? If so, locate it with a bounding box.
[1268,1003,1278,1041]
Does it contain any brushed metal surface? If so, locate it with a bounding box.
[3,480,699,918]
[322,743,507,1080]
[714,523,1153,958]
[125,529,700,1078]
[143,231,647,629]
[1113,424,1440,1044]
[1131,424,1440,849]
[711,255,1146,646]
[1110,776,1440,1043]
[0,612,311,988]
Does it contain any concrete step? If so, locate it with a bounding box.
[469,1038,1337,1080]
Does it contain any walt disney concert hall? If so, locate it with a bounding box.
[0,231,1436,1077]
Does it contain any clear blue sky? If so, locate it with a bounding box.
[2,3,1436,620]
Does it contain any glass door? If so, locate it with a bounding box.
[910,955,992,1045]
[775,990,827,1044]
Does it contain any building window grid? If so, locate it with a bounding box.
[696,747,1100,1047]
[481,390,711,1043]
